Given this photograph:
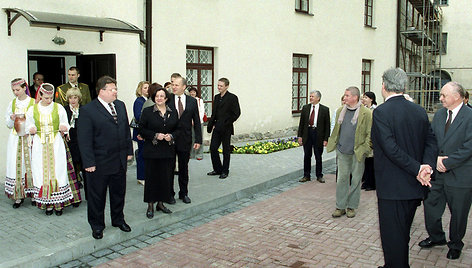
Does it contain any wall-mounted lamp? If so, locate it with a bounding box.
[52,26,66,45]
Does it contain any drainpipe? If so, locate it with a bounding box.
[396,0,401,67]
[145,0,152,82]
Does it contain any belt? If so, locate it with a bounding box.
[308,126,316,129]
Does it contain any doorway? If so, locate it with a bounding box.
[28,51,116,101]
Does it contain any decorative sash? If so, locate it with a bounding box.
[13,136,32,199]
[33,103,60,199]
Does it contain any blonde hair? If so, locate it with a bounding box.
[66,87,82,100]
[135,81,150,97]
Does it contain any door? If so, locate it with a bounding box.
[77,54,116,100]
[28,56,66,88]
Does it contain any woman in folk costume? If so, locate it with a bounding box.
[26,83,76,216]
[5,78,35,208]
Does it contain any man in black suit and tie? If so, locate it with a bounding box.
[207,78,241,179]
[297,90,330,183]
[371,68,437,268]
[419,81,472,260]
[169,76,202,204]
[77,76,133,239]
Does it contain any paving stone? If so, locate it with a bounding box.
[59,260,82,268]
[88,257,110,266]
[92,248,113,258]
[118,246,139,255]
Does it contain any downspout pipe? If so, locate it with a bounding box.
[145,0,152,82]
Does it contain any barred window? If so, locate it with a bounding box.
[361,59,372,93]
[292,54,309,113]
[186,46,214,117]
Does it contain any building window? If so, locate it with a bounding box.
[440,33,447,54]
[364,0,373,27]
[439,0,448,5]
[295,0,309,13]
[361,59,372,93]
[186,46,214,117]
[292,54,309,113]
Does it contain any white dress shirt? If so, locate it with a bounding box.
[174,94,186,111]
[309,103,320,127]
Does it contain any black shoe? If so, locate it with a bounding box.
[31,200,36,206]
[361,184,366,190]
[219,173,228,179]
[167,196,176,204]
[146,208,154,219]
[55,209,63,216]
[365,187,375,191]
[156,204,172,214]
[78,182,84,189]
[112,222,131,232]
[45,209,53,216]
[12,199,24,209]
[207,171,221,176]
[418,237,447,248]
[180,195,191,204]
[447,248,461,260]
[72,202,80,208]
[92,230,103,239]
[174,170,179,175]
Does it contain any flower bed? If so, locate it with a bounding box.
[226,137,300,154]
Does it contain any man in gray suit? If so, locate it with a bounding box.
[419,81,472,260]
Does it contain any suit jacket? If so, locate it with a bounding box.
[432,104,472,188]
[168,94,202,152]
[138,105,178,159]
[297,103,330,147]
[77,98,133,175]
[207,91,241,135]
[372,96,437,200]
[56,82,92,106]
[132,96,146,141]
[64,104,81,161]
[327,105,372,162]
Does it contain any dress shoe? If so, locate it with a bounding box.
[180,195,191,204]
[55,209,63,216]
[156,204,172,214]
[299,177,311,183]
[92,230,103,239]
[316,177,325,183]
[219,173,228,179]
[72,202,80,208]
[167,196,176,204]
[12,199,24,209]
[365,187,375,191]
[45,209,54,216]
[418,237,447,248]
[207,170,221,176]
[112,222,131,232]
[31,200,36,206]
[447,248,461,260]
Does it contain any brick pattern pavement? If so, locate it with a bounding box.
[94,173,472,268]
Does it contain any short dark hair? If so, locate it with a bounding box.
[164,82,172,88]
[171,73,181,79]
[150,87,170,103]
[187,86,200,98]
[465,91,469,100]
[96,76,116,94]
[364,91,377,105]
[148,82,162,99]
[32,72,43,80]
[69,66,80,74]
[218,77,230,86]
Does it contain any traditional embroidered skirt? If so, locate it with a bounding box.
[5,134,34,200]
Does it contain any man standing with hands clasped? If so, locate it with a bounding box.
[297,90,330,183]
[77,76,133,240]
[372,68,437,268]
[207,78,241,179]
[418,81,472,261]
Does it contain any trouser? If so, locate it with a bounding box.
[136,140,145,181]
[362,157,376,189]
[190,126,204,159]
[87,167,126,231]
[303,127,323,178]
[210,128,231,174]
[378,198,421,268]
[172,150,190,198]
[336,150,365,209]
[424,175,472,250]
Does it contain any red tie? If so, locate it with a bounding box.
[309,106,315,126]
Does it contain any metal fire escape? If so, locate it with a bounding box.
[398,0,443,111]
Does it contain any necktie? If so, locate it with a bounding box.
[108,103,118,123]
[309,106,315,126]
[445,110,453,134]
[178,96,184,118]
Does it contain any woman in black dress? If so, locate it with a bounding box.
[138,87,178,218]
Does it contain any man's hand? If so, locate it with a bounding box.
[137,134,143,141]
[417,164,432,187]
[298,137,303,146]
[323,141,328,147]
[127,155,133,161]
[194,143,201,150]
[85,166,96,172]
[437,156,448,173]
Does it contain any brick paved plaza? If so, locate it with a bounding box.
[98,174,472,268]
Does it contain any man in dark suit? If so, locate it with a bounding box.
[77,76,133,239]
[207,78,241,179]
[168,76,202,204]
[419,81,472,260]
[56,66,92,106]
[297,90,330,183]
[372,68,437,268]
[29,72,44,101]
